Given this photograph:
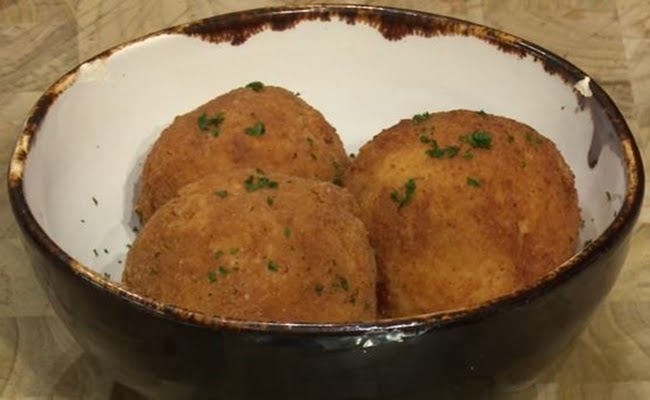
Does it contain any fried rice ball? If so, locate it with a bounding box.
[343,110,580,317]
[135,84,349,222]
[124,169,376,323]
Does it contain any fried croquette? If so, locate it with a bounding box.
[135,84,349,222]
[124,169,376,323]
[343,110,580,317]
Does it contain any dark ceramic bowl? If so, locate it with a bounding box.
[7,5,644,400]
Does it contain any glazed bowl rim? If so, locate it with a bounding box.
[7,4,645,336]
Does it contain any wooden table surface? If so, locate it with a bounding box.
[1,1,649,399]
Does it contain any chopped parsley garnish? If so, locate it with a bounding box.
[419,135,431,144]
[606,191,612,202]
[103,272,111,279]
[244,175,279,192]
[390,178,416,209]
[267,260,280,272]
[244,121,265,137]
[92,249,99,257]
[412,112,431,124]
[213,250,224,259]
[583,239,593,247]
[103,248,109,254]
[198,112,225,136]
[229,247,240,255]
[333,275,349,291]
[477,110,487,116]
[425,140,459,159]
[463,150,474,160]
[345,293,357,304]
[310,153,318,160]
[467,177,481,188]
[208,271,217,282]
[218,265,229,276]
[580,218,585,229]
[92,196,98,206]
[332,160,344,186]
[460,130,492,149]
[526,132,543,146]
[215,190,228,199]
[245,81,265,91]
[266,196,274,206]
[315,284,324,296]
[284,227,291,238]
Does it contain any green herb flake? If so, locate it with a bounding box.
[213,250,224,259]
[103,272,111,279]
[467,177,481,188]
[332,160,344,186]
[412,112,431,124]
[92,249,99,257]
[197,113,208,130]
[208,271,217,282]
[310,153,318,160]
[477,110,488,117]
[245,81,265,92]
[284,227,292,238]
[333,275,349,291]
[606,191,612,202]
[197,112,225,136]
[215,190,228,199]
[306,137,314,147]
[267,260,280,272]
[390,178,416,209]
[460,130,492,149]
[218,265,229,276]
[463,150,474,160]
[244,121,265,137]
[315,284,324,296]
[244,175,279,192]
[580,218,585,229]
[92,196,98,206]
[229,247,240,255]
[425,140,459,159]
[419,135,431,144]
[525,132,543,146]
[266,196,274,206]
[583,239,593,247]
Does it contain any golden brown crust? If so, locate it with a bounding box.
[135,86,349,222]
[343,110,580,317]
[124,169,376,323]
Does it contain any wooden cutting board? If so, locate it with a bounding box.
[0,1,648,399]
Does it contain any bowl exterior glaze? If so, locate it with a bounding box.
[17,217,634,399]
[8,5,644,400]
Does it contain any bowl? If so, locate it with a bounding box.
[7,4,644,399]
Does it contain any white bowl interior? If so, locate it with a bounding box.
[21,19,626,281]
